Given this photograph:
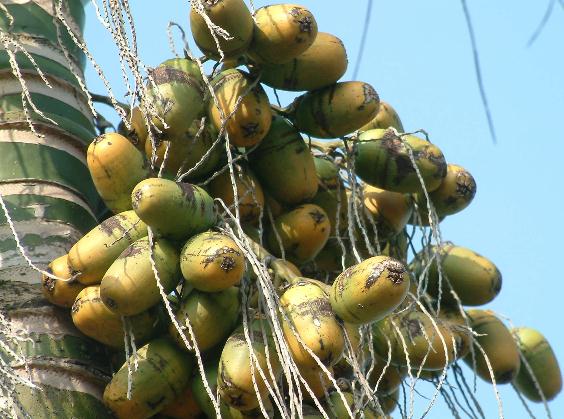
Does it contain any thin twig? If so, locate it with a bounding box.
[460,0,497,144]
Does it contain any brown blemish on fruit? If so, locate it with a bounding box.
[178,182,195,201]
[151,67,203,93]
[336,270,350,297]
[365,265,385,290]
[293,297,333,318]
[132,189,143,209]
[386,260,406,285]
[241,122,260,137]
[119,244,144,259]
[71,298,82,314]
[496,369,517,384]
[202,246,241,270]
[361,84,379,107]
[455,172,477,198]
[491,271,502,295]
[42,268,55,292]
[99,216,126,236]
[405,318,423,339]
[146,395,167,412]
[365,259,405,289]
[220,256,236,272]
[103,296,118,310]
[308,209,326,225]
[92,135,105,145]
[202,0,221,8]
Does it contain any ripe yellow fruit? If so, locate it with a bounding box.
[280,279,345,369]
[218,323,281,411]
[144,118,223,181]
[208,69,271,147]
[119,105,148,149]
[363,185,413,242]
[68,210,148,285]
[159,386,202,419]
[208,163,265,224]
[248,4,318,64]
[298,365,334,400]
[189,0,254,59]
[180,231,245,292]
[266,204,330,265]
[330,256,409,324]
[359,101,404,132]
[71,286,160,349]
[41,254,85,308]
[87,132,151,214]
[260,32,347,91]
[415,163,477,219]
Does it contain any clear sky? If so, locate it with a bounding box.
[83,1,564,417]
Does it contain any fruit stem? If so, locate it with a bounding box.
[247,239,299,286]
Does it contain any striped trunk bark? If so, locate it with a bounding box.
[1,1,113,417]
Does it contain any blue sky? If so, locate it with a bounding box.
[83,1,564,417]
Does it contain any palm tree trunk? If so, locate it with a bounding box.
[0,0,113,416]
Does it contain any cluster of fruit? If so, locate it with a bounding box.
[39,1,561,418]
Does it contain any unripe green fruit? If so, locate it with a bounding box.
[463,310,521,384]
[373,310,458,371]
[103,338,193,419]
[411,242,502,306]
[290,81,380,138]
[145,58,204,139]
[170,287,240,352]
[250,116,318,205]
[100,237,180,316]
[131,178,216,241]
[355,128,447,193]
[512,327,562,402]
